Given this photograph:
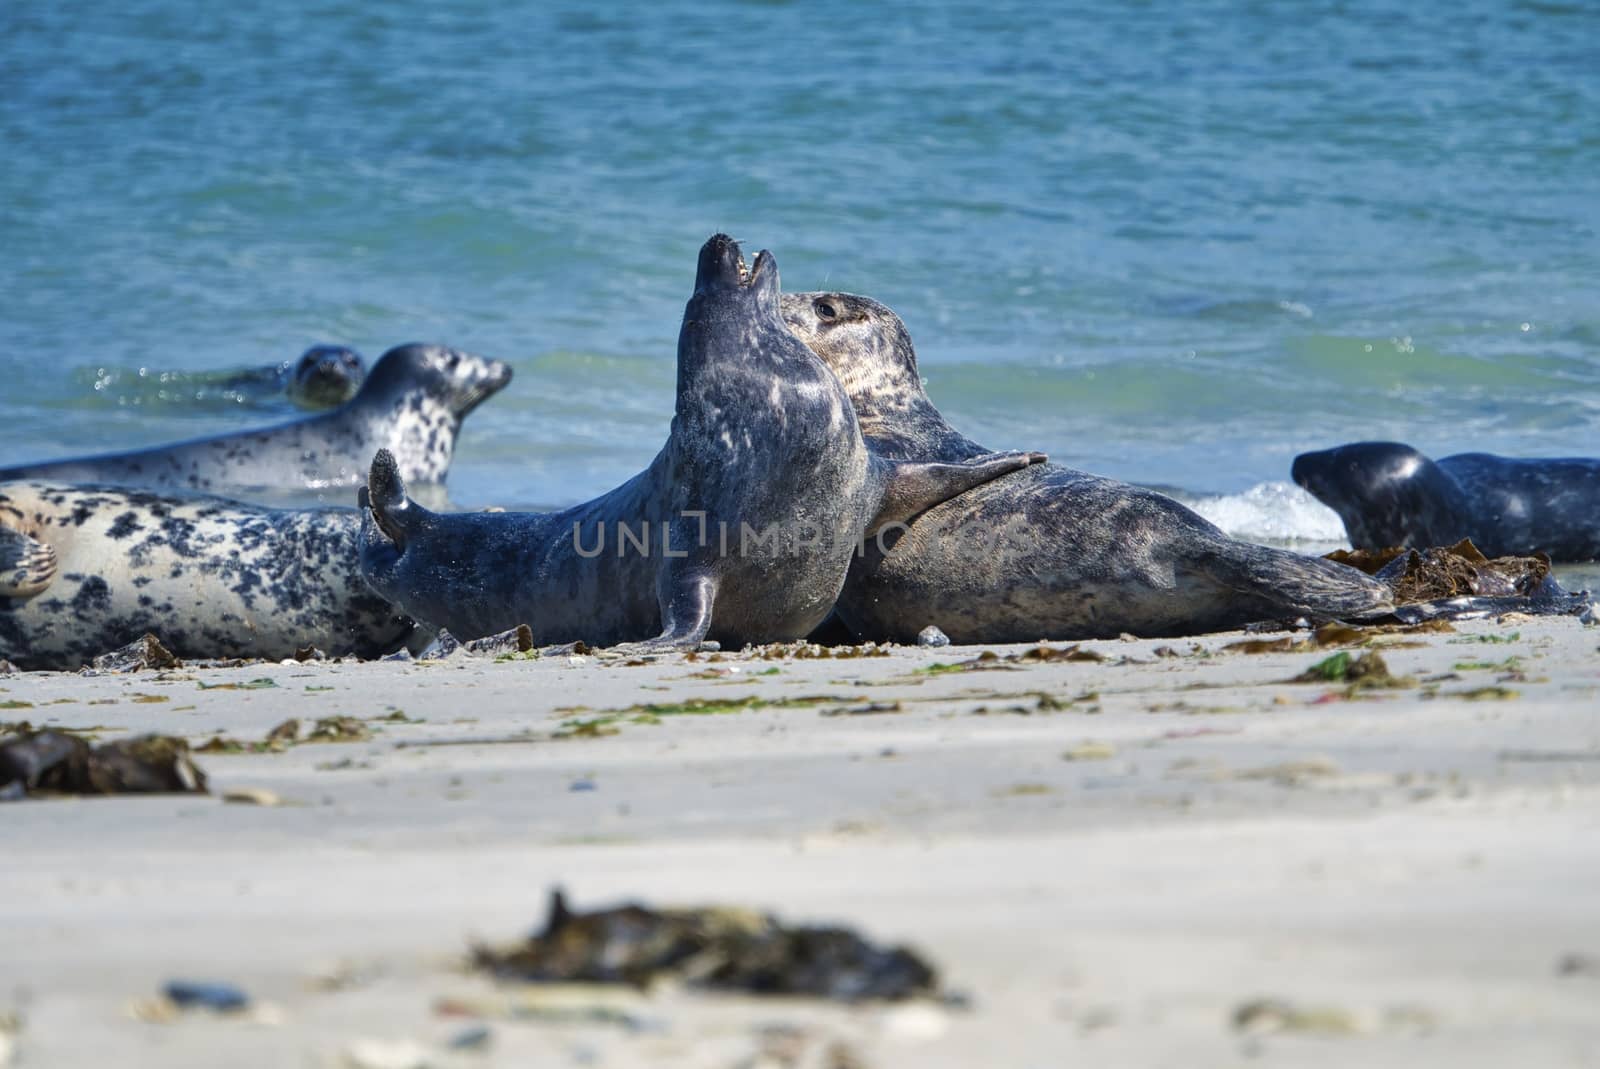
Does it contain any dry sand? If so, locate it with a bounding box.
[2,616,1598,1068]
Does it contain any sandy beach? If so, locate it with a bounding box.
[1,615,1597,1067]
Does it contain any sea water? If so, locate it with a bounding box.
[3,0,1596,546]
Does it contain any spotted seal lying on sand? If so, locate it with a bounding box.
[358,235,1045,649]
[2,344,509,498]
[0,481,417,670]
[779,291,1394,642]
[1292,441,1600,562]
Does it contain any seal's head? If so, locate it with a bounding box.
[780,291,922,405]
[358,343,513,420]
[1292,441,1473,550]
[288,345,367,409]
[687,234,779,322]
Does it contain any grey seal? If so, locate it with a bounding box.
[277,345,368,409]
[2,344,509,498]
[0,481,417,670]
[1293,441,1600,561]
[80,345,367,413]
[357,235,1045,649]
[779,291,1394,642]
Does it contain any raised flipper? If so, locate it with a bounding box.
[869,450,1048,533]
[1,526,58,600]
[358,448,430,551]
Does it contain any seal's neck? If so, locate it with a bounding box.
[834,330,989,464]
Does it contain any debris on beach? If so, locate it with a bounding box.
[1232,997,1436,1037]
[0,659,17,675]
[467,624,535,656]
[420,624,537,661]
[163,980,250,1013]
[1232,998,1364,1036]
[0,730,206,799]
[473,888,939,1002]
[916,625,950,648]
[1376,540,1554,601]
[306,716,371,743]
[1330,539,1590,620]
[197,717,301,754]
[89,633,181,673]
[1225,618,1454,655]
[1290,651,1413,690]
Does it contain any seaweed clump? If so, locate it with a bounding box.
[0,729,207,800]
[1328,539,1556,603]
[473,888,939,1003]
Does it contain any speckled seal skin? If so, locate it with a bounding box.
[0,344,509,497]
[358,235,1044,649]
[1293,441,1600,561]
[0,481,417,670]
[780,291,1395,643]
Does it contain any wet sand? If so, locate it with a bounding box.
[2,616,1598,1067]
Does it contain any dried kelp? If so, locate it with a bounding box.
[0,730,206,800]
[474,888,938,1002]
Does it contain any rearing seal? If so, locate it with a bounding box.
[1,344,510,498]
[1292,441,1600,561]
[357,235,1045,648]
[780,291,1394,642]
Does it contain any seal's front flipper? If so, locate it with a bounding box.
[0,526,58,599]
[609,572,719,653]
[870,450,1048,533]
[360,448,428,551]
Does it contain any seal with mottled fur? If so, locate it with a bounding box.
[0,481,416,670]
[779,291,1394,642]
[1,344,509,497]
[357,235,1045,649]
[1293,441,1600,561]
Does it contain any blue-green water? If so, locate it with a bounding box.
[3,1,1597,541]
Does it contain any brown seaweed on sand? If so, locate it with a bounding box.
[473,888,938,1003]
[0,730,206,800]
[1328,539,1556,602]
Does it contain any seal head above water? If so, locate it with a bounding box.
[283,345,367,409]
[780,291,1393,642]
[357,236,1044,649]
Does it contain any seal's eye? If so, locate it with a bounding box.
[445,352,460,370]
[815,300,838,322]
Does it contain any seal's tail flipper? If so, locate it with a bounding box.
[359,448,426,551]
[0,526,58,600]
[869,450,1048,534]
[1201,541,1396,619]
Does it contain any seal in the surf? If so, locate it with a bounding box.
[279,345,368,409]
[357,235,1045,649]
[779,291,1394,642]
[81,345,367,413]
[1292,441,1600,562]
[1,344,510,497]
[0,481,418,670]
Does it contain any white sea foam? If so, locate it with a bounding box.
[1180,481,1349,546]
